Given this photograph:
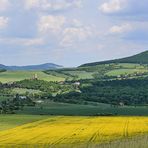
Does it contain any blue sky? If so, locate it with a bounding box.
[0,0,148,67]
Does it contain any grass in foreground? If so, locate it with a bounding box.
[97,135,148,148]
[0,116,148,147]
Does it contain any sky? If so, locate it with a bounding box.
[0,0,148,67]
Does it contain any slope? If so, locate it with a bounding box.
[80,50,148,67]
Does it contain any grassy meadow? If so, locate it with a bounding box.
[0,63,148,83]
[0,71,65,83]
[106,68,148,76]
[12,88,42,94]
[63,70,94,79]
[0,116,148,147]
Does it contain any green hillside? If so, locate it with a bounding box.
[0,51,148,116]
[0,71,65,83]
[80,50,148,67]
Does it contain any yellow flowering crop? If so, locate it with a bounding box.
[0,116,148,147]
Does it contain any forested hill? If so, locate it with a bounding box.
[80,50,148,67]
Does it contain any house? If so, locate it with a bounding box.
[36,100,44,104]
[20,96,27,100]
[119,102,124,107]
[74,82,81,86]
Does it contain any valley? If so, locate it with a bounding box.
[0,51,148,147]
[1,0,148,147]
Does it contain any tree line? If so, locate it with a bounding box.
[53,77,148,106]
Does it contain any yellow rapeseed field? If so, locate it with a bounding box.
[0,116,148,147]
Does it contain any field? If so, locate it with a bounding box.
[0,63,148,147]
[0,115,48,131]
[63,70,94,79]
[12,88,42,94]
[1,63,148,83]
[0,116,148,147]
[15,101,148,116]
[106,68,148,76]
[46,70,94,80]
[0,71,65,83]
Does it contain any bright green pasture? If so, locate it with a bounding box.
[12,88,42,94]
[63,71,94,79]
[106,69,148,76]
[0,71,65,83]
[113,63,142,69]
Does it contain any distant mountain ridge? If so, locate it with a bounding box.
[80,50,148,67]
[0,63,63,71]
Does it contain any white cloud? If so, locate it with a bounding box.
[0,0,10,11]
[38,15,66,34]
[25,0,39,10]
[109,23,132,34]
[25,0,48,10]
[99,0,126,13]
[22,38,44,46]
[0,37,44,46]
[25,0,82,11]
[37,15,94,47]
[61,26,93,47]
[100,0,148,20]
[71,19,83,27]
[0,16,9,29]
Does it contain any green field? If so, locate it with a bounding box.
[63,70,94,79]
[101,63,148,76]
[109,63,144,69]
[78,63,148,78]
[12,88,42,94]
[15,101,148,116]
[1,63,147,83]
[106,68,148,76]
[0,71,65,83]
[0,115,48,131]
